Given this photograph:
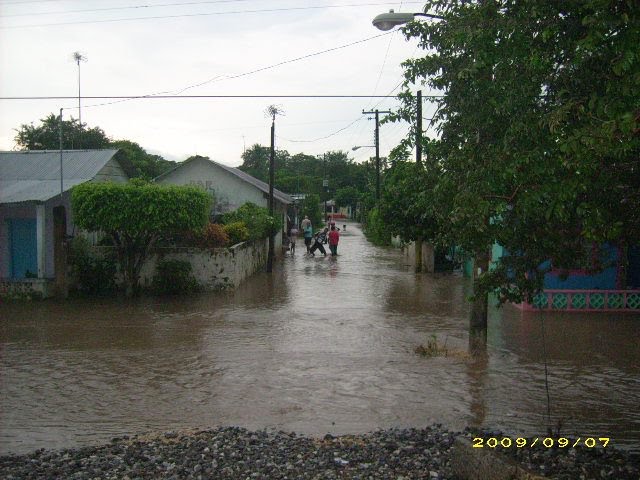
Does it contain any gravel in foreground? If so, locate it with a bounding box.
[0,425,638,479]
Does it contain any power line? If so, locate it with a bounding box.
[1,0,255,17]
[1,1,425,29]
[165,32,396,95]
[0,0,65,4]
[1,94,445,100]
[277,117,364,143]
[62,31,397,109]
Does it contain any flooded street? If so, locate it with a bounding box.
[1,223,639,455]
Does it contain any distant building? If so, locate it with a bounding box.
[0,149,128,297]
[154,155,292,248]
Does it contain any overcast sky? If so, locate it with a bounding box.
[0,0,438,167]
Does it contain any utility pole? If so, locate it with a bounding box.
[267,114,275,273]
[323,154,328,223]
[362,109,391,201]
[265,105,283,273]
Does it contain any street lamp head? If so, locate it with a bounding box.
[372,10,416,31]
[352,145,375,151]
[372,9,445,31]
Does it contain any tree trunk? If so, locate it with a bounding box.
[469,249,490,354]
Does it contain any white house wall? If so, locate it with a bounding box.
[157,158,287,253]
[157,158,266,214]
[93,158,130,184]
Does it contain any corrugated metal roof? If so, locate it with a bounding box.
[155,156,293,205]
[0,149,119,204]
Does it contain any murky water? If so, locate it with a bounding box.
[1,223,639,455]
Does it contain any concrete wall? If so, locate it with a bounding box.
[402,240,435,273]
[0,278,53,300]
[136,238,269,291]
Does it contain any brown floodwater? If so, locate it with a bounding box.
[1,223,639,455]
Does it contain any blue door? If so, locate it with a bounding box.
[9,219,38,279]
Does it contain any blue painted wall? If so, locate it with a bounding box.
[9,218,37,279]
[542,244,618,290]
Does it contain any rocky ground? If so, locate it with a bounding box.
[0,425,638,479]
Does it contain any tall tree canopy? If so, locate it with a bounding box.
[238,144,370,201]
[394,0,639,302]
[112,139,176,179]
[15,114,111,150]
[14,114,176,179]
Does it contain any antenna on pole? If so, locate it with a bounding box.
[72,51,87,147]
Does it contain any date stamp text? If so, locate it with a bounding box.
[472,437,610,449]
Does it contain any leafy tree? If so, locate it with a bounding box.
[334,186,360,214]
[112,140,176,179]
[394,0,640,308]
[15,113,111,150]
[239,144,290,183]
[238,145,371,202]
[13,114,176,180]
[72,180,210,296]
[379,160,438,243]
[299,193,322,229]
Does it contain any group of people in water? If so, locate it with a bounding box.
[288,215,341,257]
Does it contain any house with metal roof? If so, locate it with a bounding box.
[0,149,128,297]
[154,155,292,251]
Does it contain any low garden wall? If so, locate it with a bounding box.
[137,238,269,291]
[0,278,54,300]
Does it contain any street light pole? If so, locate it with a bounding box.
[323,154,328,223]
[362,109,391,201]
[371,9,490,340]
[375,110,380,201]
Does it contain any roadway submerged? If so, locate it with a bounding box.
[1,222,639,456]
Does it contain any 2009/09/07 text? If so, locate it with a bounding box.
[472,437,610,448]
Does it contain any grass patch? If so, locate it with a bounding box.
[415,334,471,360]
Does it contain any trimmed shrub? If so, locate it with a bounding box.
[152,259,199,295]
[224,221,250,245]
[221,202,282,240]
[200,223,229,248]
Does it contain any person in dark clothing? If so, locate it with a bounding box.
[309,228,328,256]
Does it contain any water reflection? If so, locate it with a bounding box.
[1,223,639,455]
